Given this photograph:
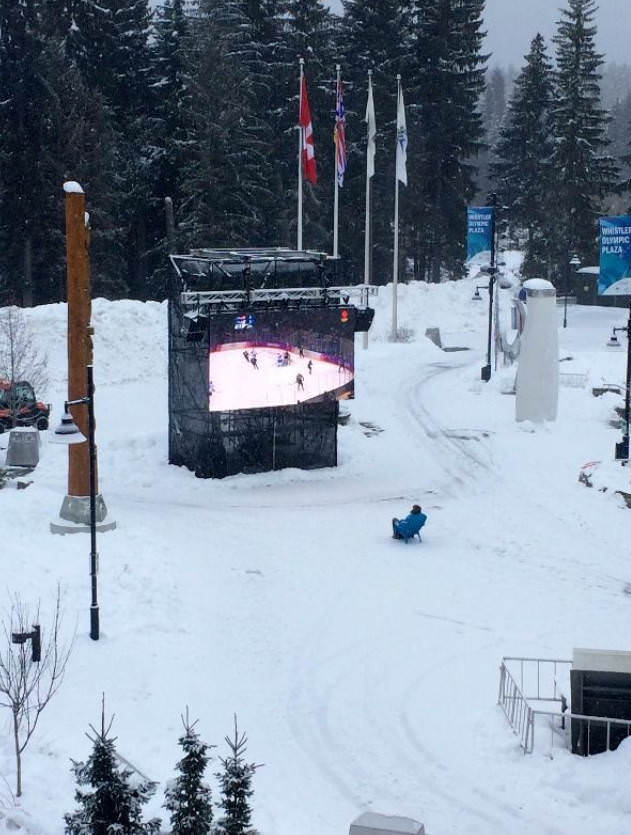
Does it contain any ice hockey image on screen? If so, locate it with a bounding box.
[208,308,355,411]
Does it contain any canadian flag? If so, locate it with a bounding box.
[299,76,317,184]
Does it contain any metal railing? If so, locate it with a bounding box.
[567,712,631,756]
[498,657,571,753]
[498,657,631,755]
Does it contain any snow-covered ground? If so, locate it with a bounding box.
[2,262,631,834]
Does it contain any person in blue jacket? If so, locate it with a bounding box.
[392,504,427,541]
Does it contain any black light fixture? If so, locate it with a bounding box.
[607,328,621,349]
[481,193,498,382]
[51,365,100,640]
[564,254,581,329]
[11,625,41,663]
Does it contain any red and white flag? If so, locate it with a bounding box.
[300,76,317,184]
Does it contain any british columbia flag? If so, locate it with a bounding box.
[334,78,347,188]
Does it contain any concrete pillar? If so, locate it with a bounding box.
[515,278,559,423]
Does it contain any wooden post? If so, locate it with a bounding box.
[52,183,114,535]
[64,183,93,499]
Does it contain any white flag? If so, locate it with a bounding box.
[365,77,376,179]
[396,84,408,186]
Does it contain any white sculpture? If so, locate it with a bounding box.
[515,278,559,422]
[349,812,425,835]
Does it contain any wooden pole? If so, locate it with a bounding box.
[64,183,93,498]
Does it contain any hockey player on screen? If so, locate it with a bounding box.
[243,350,250,363]
[307,360,313,374]
[296,373,304,391]
[250,349,258,369]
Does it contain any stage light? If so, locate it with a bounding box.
[185,317,208,342]
[354,308,375,333]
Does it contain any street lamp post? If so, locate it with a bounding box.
[481,194,497,382]
[564,254,581,329]
[52,363,99,640]
[614,303,631,461]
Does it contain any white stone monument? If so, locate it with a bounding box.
[515,278,559,422]
[6,427,40,468]
[349,812,425,835]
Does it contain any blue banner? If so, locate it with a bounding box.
[467,207,494,264]
[599,216,631,295]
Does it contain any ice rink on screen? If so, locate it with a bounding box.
[208,345,353,411]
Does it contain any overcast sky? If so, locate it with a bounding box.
[327,0,628,69]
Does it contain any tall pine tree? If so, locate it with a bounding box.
[409,0,487,281]
[280,0,336,252]
[0,0,62,305]
[181,0,272,249]
[492,34,555,277]
[340,0,413,283]
[550,0,616,274]
[149,0,197,291]
[476,66,508,200]
[69,0,158,298]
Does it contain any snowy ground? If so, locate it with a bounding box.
[209,346,353,410]
[2,263,631,834]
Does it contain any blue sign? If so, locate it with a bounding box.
[599,216,631,296]
[467,207,494,264]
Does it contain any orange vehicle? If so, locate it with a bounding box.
[0,379,50,433]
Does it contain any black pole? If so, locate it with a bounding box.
[626,303,631,449]
[481,195,497,382]
[615,302,631,461]
[87,364,99,640]
[563,252,569,329]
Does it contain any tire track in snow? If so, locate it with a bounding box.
[285,622,533,832]
[404,362,493,484]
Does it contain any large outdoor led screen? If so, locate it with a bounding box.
[208,308,355,411]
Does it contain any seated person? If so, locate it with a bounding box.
[392,504,427,540]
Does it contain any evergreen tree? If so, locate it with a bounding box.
[612,93,631,209]
[0,0,117,305]
[476,66,508,200]
[214,716,260,835]
[609,91,631,186]
[149,0,197,290]
[280,0,336,252]
[491,34,555,277]
[69,0,158,298]
[340,0,413,283]
[239,0,292,245]
[181,0,274,249]
[164,710,214,835]
[0,0,59,305]
[152,0,195,212]
[64,708,161,834]
[550,0,617,274]
[409,0,487,281]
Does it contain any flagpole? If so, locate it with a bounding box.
[298,57,304,251]
[363,70,374,350]
[333,64,341,258]
[392,74,401,342]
